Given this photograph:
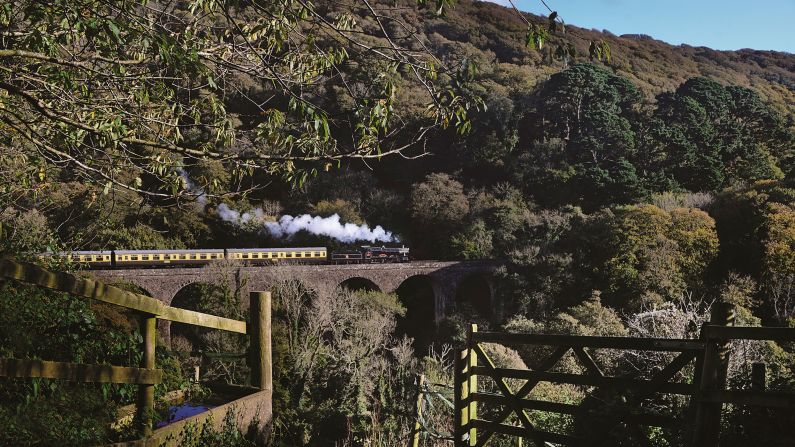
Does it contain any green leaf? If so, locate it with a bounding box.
[107,21,120,41]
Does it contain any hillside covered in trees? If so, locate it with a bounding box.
[1,0,795,445]
[432,0,795,118]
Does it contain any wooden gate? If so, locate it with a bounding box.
[453,303,795,447]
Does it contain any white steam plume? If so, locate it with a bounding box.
[177,167,206,205]
[217,204,397,243]
[217,203,265,225]
[265,214,396,243]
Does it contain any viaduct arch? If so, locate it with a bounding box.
[89,261,499,342]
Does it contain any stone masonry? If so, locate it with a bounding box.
[88,261,498,342]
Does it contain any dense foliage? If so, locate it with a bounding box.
[1,0,795,445]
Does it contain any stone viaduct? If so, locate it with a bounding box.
[88,261,499,342]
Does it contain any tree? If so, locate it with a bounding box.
[410,173,469,226]
[410,172,470,257]
[518,63,645,208]
[761,202,795,322]
[669,207,720,287]
[647,77,789,191]
[270,280,413,444]
[711,180,795,279]
[312,199,364,225]
[0,0,483,204]
[451,219,494,259]
[573,204,719,310]
[99,223,185,250]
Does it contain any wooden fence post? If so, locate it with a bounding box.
[454,349,465,447]
[410,374,425,447]
[467,324,478,447]
[693,301,735,447]
[136,314,156,436]
[249,291,272,391]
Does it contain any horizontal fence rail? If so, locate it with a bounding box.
[703,389,795,408]
[705,325,795,341]
[0,259,246,333]
[471,331,705,351]
[454,302,795,447]
[469,366,695,395]
[0,358,162,384]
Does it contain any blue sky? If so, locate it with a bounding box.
[485,0,795,53]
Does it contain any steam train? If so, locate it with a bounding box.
[42,246,410,268]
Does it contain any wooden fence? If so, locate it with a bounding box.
[0,258,272,438]
[454,302,795,447]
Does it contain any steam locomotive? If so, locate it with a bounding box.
[42,246,410,268]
